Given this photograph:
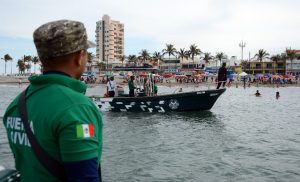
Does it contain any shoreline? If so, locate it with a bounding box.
[1,76,299,88]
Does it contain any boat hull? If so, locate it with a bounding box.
[92,89,226,112]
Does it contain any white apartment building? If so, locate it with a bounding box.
[95,14,124,64]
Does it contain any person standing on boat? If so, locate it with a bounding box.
[128,75,136,97]
[143,77,150,96]
[216,62,227,89]
[3,20,103,181]
[153,81,158,96]
[107,76,116,97]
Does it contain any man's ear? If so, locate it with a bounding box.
[74,50,85,66]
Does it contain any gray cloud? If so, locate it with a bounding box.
[1,0,300,58]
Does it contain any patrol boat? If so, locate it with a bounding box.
[0,166,20,181]
[91,88,225,112]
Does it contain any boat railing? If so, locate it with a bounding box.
[170,80,227,94]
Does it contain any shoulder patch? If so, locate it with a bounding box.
[76,124,94,138]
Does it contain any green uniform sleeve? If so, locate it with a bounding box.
[55,104,103,162]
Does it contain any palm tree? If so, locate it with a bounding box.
[215,52,226,69]
[32,56,39,74]
[185,51,191,69]
[255,49,269,73]
[286,49,296,75]
[128,55,137,66]
[152,51,163,60]
[9,56,14,75]
[87,52,94,62]
[119,55,126,66]
[162,44,177,59]
[270,54,281,74]
[162,44,177,72]
[152,51,163,69]
[139,49,150,64]
[202,52,213,68]
[25,64,31,73]
[17,59,26,74]
[177,49,189,70]
[1,54,13,74]
[189,44,202,68]
[22,55,32,74]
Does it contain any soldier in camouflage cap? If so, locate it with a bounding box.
[3,19,103,181]
[33,19,94,60]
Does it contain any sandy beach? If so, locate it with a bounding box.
[0,76,29,84]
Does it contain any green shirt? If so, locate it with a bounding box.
[3,74,103,182]
[153,84,158,92]
[128,80,135,90]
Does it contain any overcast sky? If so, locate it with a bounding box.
[1,0,300,74]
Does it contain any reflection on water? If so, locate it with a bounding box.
[167,110,219,122]
[1,85,300,181]
[101,111,233,182]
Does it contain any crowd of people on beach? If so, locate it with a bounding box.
[3,70,299,92]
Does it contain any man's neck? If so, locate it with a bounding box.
[43,70,71,77]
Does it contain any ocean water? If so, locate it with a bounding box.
[1,84,300,181]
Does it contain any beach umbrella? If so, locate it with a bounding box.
[272,75,281,79]
[264,73,272,78]
[239,72,248,77]
[284,74,294,78]
[88,72,95,76]
[139,72,148,77]
[208,73,215,77]
[247,74,255,78]
[256,74,264,78]
[105,72,114,77]
[163,73,173,78]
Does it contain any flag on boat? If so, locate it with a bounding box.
[76,124,94,138]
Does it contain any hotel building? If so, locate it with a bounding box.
[95,15,124,64]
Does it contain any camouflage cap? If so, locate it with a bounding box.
[33,19,95,60]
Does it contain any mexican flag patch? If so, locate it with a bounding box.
[76,124,94,138]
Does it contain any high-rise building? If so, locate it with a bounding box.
[95,15,124,63]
